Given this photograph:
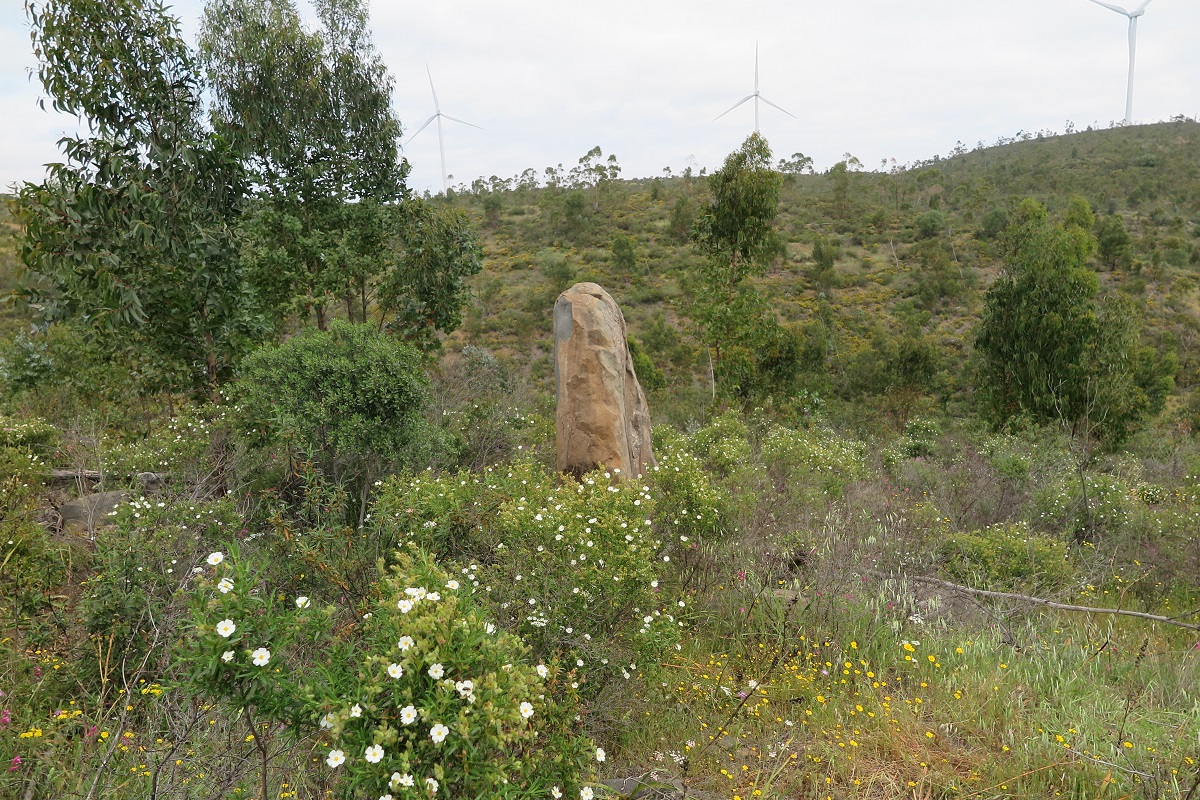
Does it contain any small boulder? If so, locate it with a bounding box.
[554,282,654,479]
[59,490,127,535]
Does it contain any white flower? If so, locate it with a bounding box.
[216,619,236,638]
[391,772,414,788]
[430,722,450,743]
[326,749,345,768]
[251,647,271,667]
[364,744,384,763]
[400,705,418,725]
[217,578,234,594]
[580,788,594,800]
[428,663,444,679]
[552,788,562,799]
[295,596,311,609]
[425,777,439,794]
[520,701,534,719]
[445,579,459,590]
[388,663,404,679]
[455,679,474,698]
[398,599,414,614]
[397,636,415,651]
[595,748,606,762]
[319,713,335,729]
[350,704,363,718]
[206,551,224,566]
[221,650,235,663]
[380,795,394,800]
[537,664,549,679]
[484,623,496,634]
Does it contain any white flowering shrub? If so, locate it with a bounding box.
[79,496,242,688]
[181,545,335,728]
[760,423,865,500]
[315,548,596,799]
[374,457,712,690]
[97,404,226,480]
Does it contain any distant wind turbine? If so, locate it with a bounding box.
[406,65,482,193]
[1087,0,1154,125]
[714,44,796,133]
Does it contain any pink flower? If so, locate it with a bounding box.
[8,756,20,772]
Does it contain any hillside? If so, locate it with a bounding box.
[435,119,1200,428]
[3,122,1200,800]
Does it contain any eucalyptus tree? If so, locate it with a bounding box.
[689,133,789,398]
[199,0,408,329]
[16,0,261,397]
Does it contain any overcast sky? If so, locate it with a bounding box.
[3,0,1198,196]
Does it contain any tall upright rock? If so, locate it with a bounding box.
[554,282,654,479]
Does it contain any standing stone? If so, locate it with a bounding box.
[554,282,655,479]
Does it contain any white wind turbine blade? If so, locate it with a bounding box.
[405,114,438,143]
[426,64,442,112]
[440,114,483,130]
[714,95,755,121]
[1131,0,1152,14]
[758,95,797,119]
[1087,0,1133,16]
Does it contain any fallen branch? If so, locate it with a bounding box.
[869,571,1200,632]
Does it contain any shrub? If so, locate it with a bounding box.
[315,548,596,799]
[236,322,439,526]
[761,423,866,501]
[938,522,1074,591]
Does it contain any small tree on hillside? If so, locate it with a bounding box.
[975,197,1172,444]
[689,133,789,398]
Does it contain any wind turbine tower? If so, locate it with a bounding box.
[1087,0,1154,125]
[714,44,796,132]
[407,65,482,193]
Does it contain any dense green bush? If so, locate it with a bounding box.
[938,522,1074,591]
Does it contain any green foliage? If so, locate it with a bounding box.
[610,233,637,276]
[975,199,1167,442]
[373,456,713,689]
[686,134,793,400]
[200,0,407,329]
[180,544,334,728]
[882,417,941,472]
[628,336,665,391]
[667,196,693,244]
[80,496,242,688]
[914,210,946,239]
[378,199,483,349]
[692,133,784,285]
[17,0,258,395]
[760,423,866,500]
[809,233,839,288]
[235,321,433,489]
[911,238,966,308]
[777,152,814,175]
[978,207,1010,240]
[939,523,1074,592]
[1095,214,1133,270]
[315,548,596,799]
[0,424,61,633]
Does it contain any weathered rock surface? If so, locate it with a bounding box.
[59,490,127,535]
[554,282,654,478]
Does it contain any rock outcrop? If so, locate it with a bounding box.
[554,282,654,479]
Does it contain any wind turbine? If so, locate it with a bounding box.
[714,44,796,132]
[1087,0,1154,125]
[406,65,482,193]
